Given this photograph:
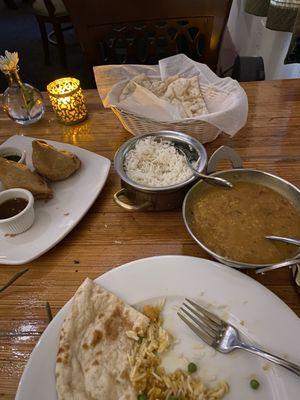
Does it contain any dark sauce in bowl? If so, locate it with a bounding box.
[3,154,21,162]
[0,198,28,219]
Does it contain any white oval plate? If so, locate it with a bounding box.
[16,256,300,399]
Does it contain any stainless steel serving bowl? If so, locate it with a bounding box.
[114,131,207,211]
[183,146,300,269]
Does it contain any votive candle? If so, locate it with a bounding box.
[47,77,87,125]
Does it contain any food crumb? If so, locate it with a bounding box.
[178,353,189,363]
[74,260,80,264]
[206,374,217,382]
[193,343,205,350]
[240,320,245,326]
[217,304,228,309]
[262,362,271,371]
[64,212,70,216]
[173,338,181,345]
[114,240,122,244]
[75,269,78,273]
[104,224,108,228]
[4,233,17,238]
[220,311,229,321]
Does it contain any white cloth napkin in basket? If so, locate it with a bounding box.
[93,54,248,136]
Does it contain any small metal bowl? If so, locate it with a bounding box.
[183,146,300,269]
[114,131,207,211]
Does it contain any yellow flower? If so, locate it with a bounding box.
[0,50,19,73]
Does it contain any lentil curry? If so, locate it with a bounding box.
[190,181,300,264]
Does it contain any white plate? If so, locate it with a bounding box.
[0,135,110,265]
[16,256,300,400]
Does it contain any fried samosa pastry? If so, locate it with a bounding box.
[0,157,53,199]
[32,140,81,181]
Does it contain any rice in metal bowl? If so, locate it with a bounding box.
[124,136,194,188]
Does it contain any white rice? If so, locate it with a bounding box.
[124,136,194,187]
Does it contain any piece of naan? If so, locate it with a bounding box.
[162,76,208,118]
[120,74,208,118]
[0,156,53,199]
[56,278,149,400]
[32,140,81,181]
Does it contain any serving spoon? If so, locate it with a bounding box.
[177,148,233,189]
[256,236,300,274]
[265,235,300,247]
[256,257,300,274]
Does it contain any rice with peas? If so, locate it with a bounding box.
[124,136,194,187]
[126,303,229,400]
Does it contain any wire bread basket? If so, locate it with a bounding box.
[111,106,220,143]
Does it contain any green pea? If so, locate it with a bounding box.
[137,394,147,400]
[187,362,197,373]
[250,379,260,390]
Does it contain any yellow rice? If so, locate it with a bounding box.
[127,304,229,400]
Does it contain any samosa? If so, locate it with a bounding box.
[32,140,81,181]
[0,157,53,199]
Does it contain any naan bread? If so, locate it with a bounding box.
[0,156,53,199]
[32,140,81,181]
[56,278,149,400]
[120,73,179,100]
[120,74,208,118]
[162,76,208,118]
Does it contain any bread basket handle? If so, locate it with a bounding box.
[206,146,243,174]
[113,188,150,211]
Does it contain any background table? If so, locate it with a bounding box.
[0,80,300,398]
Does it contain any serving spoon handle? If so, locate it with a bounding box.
[256,257,300,274]
[192,171,233,188]
[177,148,233,189]
[265,235,300,247]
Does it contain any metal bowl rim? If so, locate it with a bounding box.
[182,167,300,269]
[114,130,208,193]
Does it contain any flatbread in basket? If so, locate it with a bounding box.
[94,54,248,139]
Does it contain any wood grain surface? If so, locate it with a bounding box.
[0,80,300,398]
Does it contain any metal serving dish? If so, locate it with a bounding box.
[183,145,300,269]
[114,131,207,211]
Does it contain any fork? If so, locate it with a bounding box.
[178,298,300,376]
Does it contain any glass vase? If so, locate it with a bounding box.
[2,69,45,125]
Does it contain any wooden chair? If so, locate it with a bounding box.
[32,0,70,71]
[63,0,233,71]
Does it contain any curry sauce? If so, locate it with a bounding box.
[190,182,300,264]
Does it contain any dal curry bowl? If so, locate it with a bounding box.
[183,146,300,269]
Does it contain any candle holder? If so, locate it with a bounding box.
[47,77,88,125]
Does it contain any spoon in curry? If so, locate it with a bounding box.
[177,148,233,189]
[265,235,300,247]
[256,236,300,274]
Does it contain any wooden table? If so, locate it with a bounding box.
[0,80,300,398]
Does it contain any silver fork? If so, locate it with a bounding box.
[178,298,300,377]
